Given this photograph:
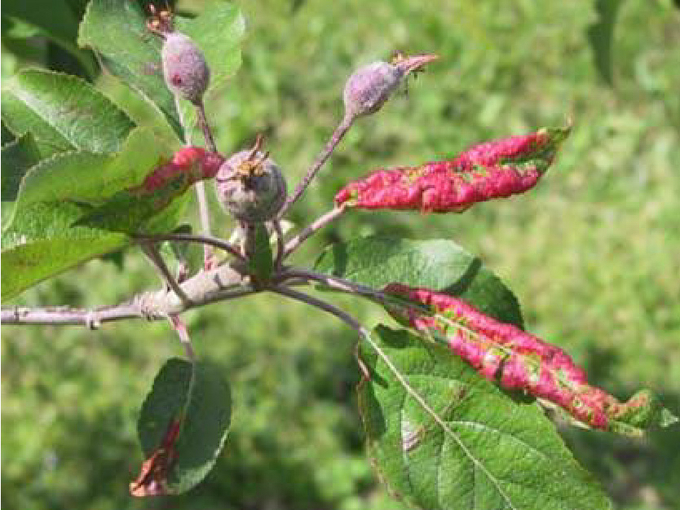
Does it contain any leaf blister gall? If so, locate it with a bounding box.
[384,283,676,435]
[2,0,676,505]
[335,126,570,213]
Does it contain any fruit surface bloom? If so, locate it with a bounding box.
[214,150,287,222]
[342,54,438,121]
[335,126,570,212]
[162,32,210,104]
[384,283,665,434]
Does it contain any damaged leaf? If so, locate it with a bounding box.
[383,284,678,436]
[133,358,231,496]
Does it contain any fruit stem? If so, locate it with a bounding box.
[277,115,354,219]
[192,99,219,268]
[195,100,218,153]
[282,204,347,260]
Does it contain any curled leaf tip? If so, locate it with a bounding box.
[383,283,676,435]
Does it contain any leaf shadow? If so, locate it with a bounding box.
[441,256,482,295]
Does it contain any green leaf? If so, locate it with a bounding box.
[72,149,207,235]
[3,0,97,78]
[1,128,165,301]
[78,0,182,138]
[246,223,274,283]
[1,234,128,302]
[358,326,612,510]
[587,0,624,86]
[173,2,246,140]
[136,358,232,495]
[78,0,245,141]
[315,236,523,328]
[1,69,134,154]
[4,127,164,229]
[73,174,190,234]
[177,2,245,93]
[1,132,41,224]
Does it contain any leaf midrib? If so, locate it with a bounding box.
[364,330,519,510]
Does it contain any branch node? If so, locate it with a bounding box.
[85,310,101,330]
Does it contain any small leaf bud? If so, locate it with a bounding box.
[342,53,438,121]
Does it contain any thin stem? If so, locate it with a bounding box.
[278,116,354,219]
[0,288,254,327]
[271,285,371,378]
[134,233,245,263]
[282,205,347,260]
[194,182,212,238]
[278,268,386,302]
[282,269,444,323]
[169,314,196,361]
[1,303,142,328]
[194,99,218,266]
[176,95,193,144]
[195,99,218,153]
[141,243,193,307]
[272,285,361,330]
[272,219,286,268]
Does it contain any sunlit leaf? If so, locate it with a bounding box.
[1,69,134,154]
[358,326,613,510]
[1,128,164,301]
[315,236,523,328]
[78,0,244,141]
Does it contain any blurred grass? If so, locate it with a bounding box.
[2,0,680,509]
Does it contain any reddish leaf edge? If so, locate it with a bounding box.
[72,146,223,232]
[383,283,678,437]
[130,416,183,497]
[335,125,570,213]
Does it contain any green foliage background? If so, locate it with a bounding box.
[2,0,679,509]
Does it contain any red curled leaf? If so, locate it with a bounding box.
[335,126,570,212]
[384,283,678,436]
[130,417,182,497]
[135,146,223,194]
[73,147,224,233]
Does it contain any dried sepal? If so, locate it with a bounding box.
[335,125,570,212]
[384,283,676,435]
[130,417,182,497]
[146,4,174,37]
